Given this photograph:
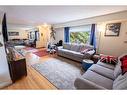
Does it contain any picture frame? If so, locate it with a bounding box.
[105,22,121,36]
[8,32,19,36]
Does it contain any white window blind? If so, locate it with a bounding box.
[69,25,91,32]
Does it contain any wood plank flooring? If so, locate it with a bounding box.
[4,65,57,89]
[3,48,57,90]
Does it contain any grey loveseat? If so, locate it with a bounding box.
[74,54,127,89]
[57,43,95,62]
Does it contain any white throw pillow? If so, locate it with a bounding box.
[113,73,127,89]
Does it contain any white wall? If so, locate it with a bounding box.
[0,30,12,88]
[97,21,127,56]
[8,29,28,40]
[36,25,51,48]
[54,28,64,44]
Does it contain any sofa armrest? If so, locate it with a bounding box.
[82,49,95,59]
[74,77,106,90]
[57,46,63,50]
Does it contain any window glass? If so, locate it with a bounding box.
[70,31,90,44]
[69,25,91,44]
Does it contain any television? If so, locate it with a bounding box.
[2,13,8,42]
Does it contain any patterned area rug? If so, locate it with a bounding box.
[33,50,48,57]
[23,47,35,50]
[14,46,39,56]
[32,57,82,89]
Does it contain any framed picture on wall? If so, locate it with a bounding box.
[105,22,121,36]
[8,32,19,36]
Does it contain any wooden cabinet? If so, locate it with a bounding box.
[7,47,27,83]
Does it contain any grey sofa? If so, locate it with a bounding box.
[74,54,127,89]
[57,43,95,62]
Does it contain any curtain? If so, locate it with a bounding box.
[64,27,70,42]
[90,24,96,49]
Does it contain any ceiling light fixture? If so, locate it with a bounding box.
[43,23,48,27]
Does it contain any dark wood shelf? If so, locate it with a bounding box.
[7,47,27,83]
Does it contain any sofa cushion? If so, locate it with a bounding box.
[57,48,70,55]
[89,64,115,80]
[82,70,113,89]
[114,60,122,78]
[58,48,69,52]
[97,60,115,70]
[63,50,84,58]
[70,44,80,52]
[63,43,71,50]
[113,73,127,89]
[74,77,106,89]
[71,51,84,58]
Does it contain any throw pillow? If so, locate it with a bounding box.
[80,48,93,54]
[120,55,127,61]
[121,60,127,67]
[121,66,127,75]
[121,58,127,75]
[100,54,118,65]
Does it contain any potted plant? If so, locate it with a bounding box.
[50,26,56,40]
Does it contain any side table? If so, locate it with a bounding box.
[82,59,94,71]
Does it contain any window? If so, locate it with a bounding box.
[69,25,91,44]
[70,31,90,44]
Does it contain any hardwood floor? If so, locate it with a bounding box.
[3,48,57,90]
[4,66,57,89]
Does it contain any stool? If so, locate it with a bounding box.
[82,59,94,71]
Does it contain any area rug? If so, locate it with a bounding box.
[16,47,38,56]
[32,58,81,89]
[23,47,35,50]
[33,50,48,57]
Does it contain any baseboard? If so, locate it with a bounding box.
[0,80,12,89]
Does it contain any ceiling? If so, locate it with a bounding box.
[0,6,127,27]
